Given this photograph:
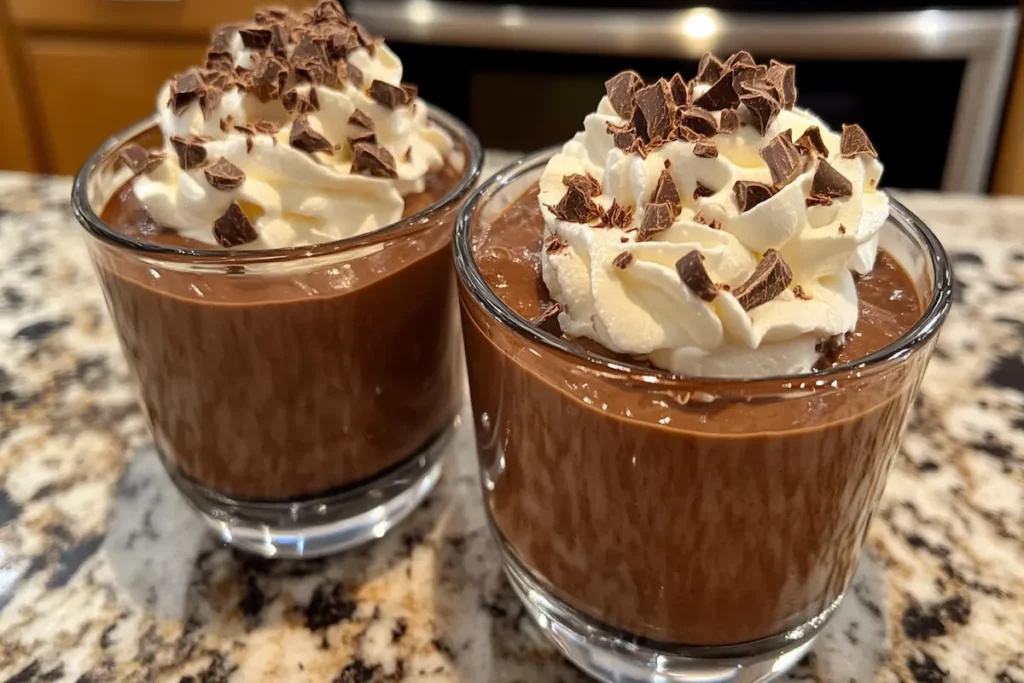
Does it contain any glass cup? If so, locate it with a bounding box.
[453,149,952,682]
[73,106,482,558]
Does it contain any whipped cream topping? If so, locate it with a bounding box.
[129,3,454,249]
[539,54,888,378]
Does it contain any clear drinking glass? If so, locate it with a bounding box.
[453,148,952,682]
[73,107,482,558]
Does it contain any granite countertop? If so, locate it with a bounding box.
[0,159,1022,683]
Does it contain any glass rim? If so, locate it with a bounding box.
[71,102,483,265]
[453,146,954,385]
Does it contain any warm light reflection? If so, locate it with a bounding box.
[407,0,437,25]
[679,8,720,41]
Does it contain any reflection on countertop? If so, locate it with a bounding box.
[0,160,1022,682]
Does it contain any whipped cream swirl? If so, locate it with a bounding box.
[539,56,888,378]
[132,3,454,249]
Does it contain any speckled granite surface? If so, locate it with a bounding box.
[0,162,1021,683]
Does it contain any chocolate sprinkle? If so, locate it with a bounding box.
[563,173,602,198]
[696,54,724,85]
[613,252,634,269]
[694,73,740,111]
[651,169,682,217]
[718,108,740,133]
[203,157,246,190]
[531,303,564,336]
[840,123,878,158]
[693,211,721,230]
[795,126,829,157]
[605,70,644,119]
[289,115,335,155]
[349,109,374,129]
[636,202,674,241]
[733,249,793,310]
[252,120,280,136]
[812,159,854,198]
[676,250,718,301]
[118,145,165,176]
[668,73,689,107]
[369,80,412,109]
[793,285,811,300]
[759,130,802,185]
[677,107,718,138]
[693,182,714,200]
[170,135,209,170]
[806,194,833,207]
[740,88,780,136]
[549,186,600,224]
[635,79,675,142]
[733,180,776,212]
[693,137,718,159]
[545,236,567,255]
[213,202,259,247]
[351,142,398,178]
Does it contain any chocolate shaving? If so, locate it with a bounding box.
[210,26,235,53]
[600,200,633,229]
[725,51,756,69]
[812,159,853,198]
[235,124,256,152]
[732,249,793,311]
[250,55,289,102]
[693,182,714,200]
[694,73,740,111]
[219,116,235,133]
[718,108,740,134]
[340,61,363,88]
[840,124,878,158]
[814,333,848,369]
[170,135,209,170]
[766,60,797,109]
[213,202,259,247]
[349,109,374,129]
[740,88,780,136]
[531,303,563,336]
[119,145,165,176]
[605,70,644,119]
[793,285,811,300]
[668,73,689,107]
[839,224,847,234]
[733,180,776,212]
[630,106,650,144]
[651,169,682,217]
[369,80,412,109]
[676,251,718,301]
[677,107,718,138]
[282,87,320,113]
[312,0,347,23]
[693,137,718,159]
[199,88,224,119]
[351,142,398,178]
[348,130,376,146]
[696,53,724,85]
[676,126,702,142]
[607,122,637,152]
[289,115,334,155]
[613,252,634,269]
[168,70,204,115]
[239,26,272,50]
[759,129,802,185]
[635,80,675,142]
[401,83,418,102]
[806,194,833,208]
[269,23,289,57]
[203,157,246,190]
[252,120,280,136]
[795,126,828,157]
[545,236,567,255]
[693,211,721,230]
[205,52,235,72]
[636,202,674,241]
[549,186,600,224]
[563,173,602,198]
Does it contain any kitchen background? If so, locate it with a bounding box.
[0,0,1020,194]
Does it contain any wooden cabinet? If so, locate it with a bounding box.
[0,0,308,175]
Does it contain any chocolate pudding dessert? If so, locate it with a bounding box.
[74,2,481,556]
[456,52,948,664]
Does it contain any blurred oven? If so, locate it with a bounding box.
[348,1,1019,192]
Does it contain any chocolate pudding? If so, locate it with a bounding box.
[74,0,481,553]
[456,51,945,658]
[463,185,922,645]
[96,159,464,500]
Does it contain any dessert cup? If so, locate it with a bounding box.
[73,107,481,558]
[454,148,952,682]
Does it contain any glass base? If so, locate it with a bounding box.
[166,420,454,558]
[498,537,840,683]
